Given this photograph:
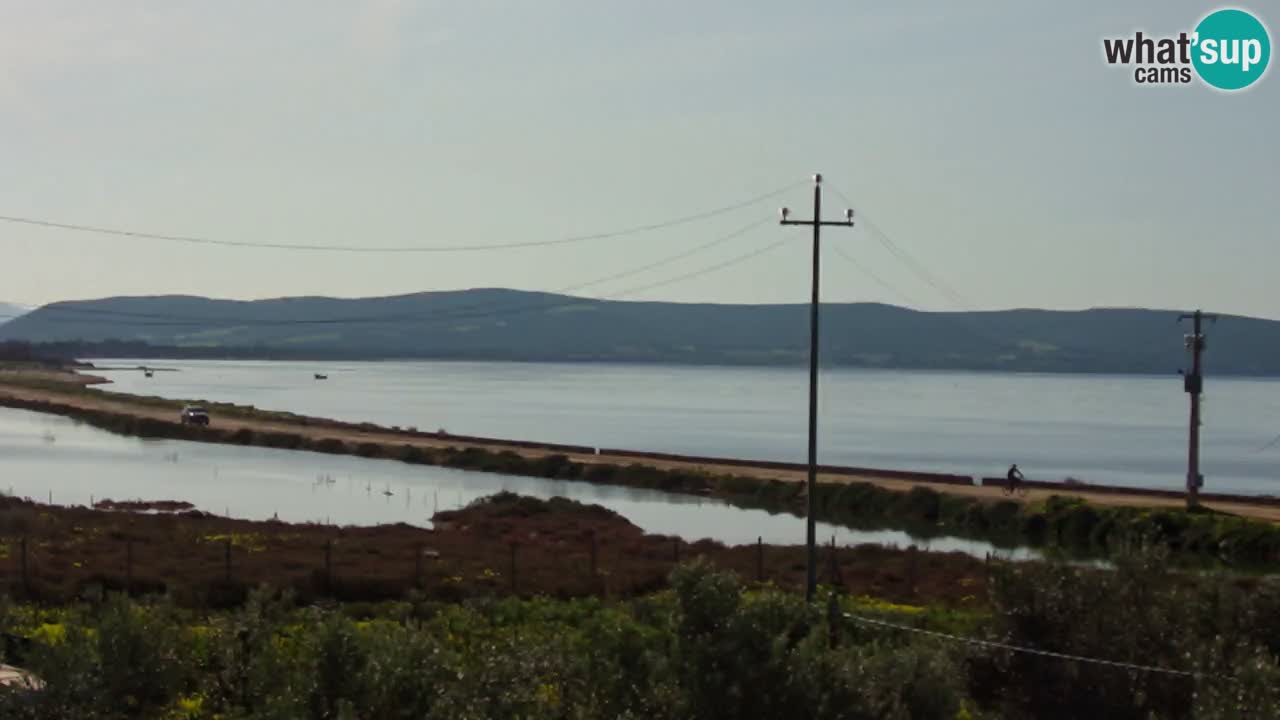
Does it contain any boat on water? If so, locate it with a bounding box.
[314,373,328,380]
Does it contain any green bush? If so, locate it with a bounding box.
[395,445,433,464]
[311,438,347,454]
[227,429,256,445]
[2,559,1279,719]
[984,552,1280,719]
[256,432,305,450]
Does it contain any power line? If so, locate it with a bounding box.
[868,219,972,308]
[565,218,771,296]
[0,213,762,324]
[365,234,786,326]
[829,244,923,309]
[606,236,786,299]
[0,219,777,330]
[826,185,973,309]
[0,182,802,254]
[843,612,1220,681]
[6,218,768,327]
[1252,432,1280,453]
[821,185,1039,361]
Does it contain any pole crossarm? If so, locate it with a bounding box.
[781,220,856,227]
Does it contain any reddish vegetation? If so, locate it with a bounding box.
[91,499,196,512]
[0,492,991,608]
[433,494,648,544]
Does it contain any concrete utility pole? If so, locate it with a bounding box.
[1179,309,1217,509]
[781,174,854,602]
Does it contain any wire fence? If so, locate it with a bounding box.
[840,611,1224,682]
[0,510,1245,686]
[0,521,871,607]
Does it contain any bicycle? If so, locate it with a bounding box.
[1002,481,1028,498]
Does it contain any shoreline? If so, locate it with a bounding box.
[0,491,993,607]
[3,367,1278,519]
[2,367,1280,565]
[45,349,1280,378]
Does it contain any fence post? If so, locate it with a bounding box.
[908,546,918,598]
[224,539,232,582]
[589,531,598,578]
[414,543,423,589]
[827,591,840,649]
[509,542,518,595]
[20,536,29,595]
[756,536,764,583]
[126,539,134,595]
[324,539,333,594]
[829,536,838,589]
[829,532,839,584]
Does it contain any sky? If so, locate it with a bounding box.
[0,1,1276,317]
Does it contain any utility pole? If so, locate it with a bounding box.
[781,173,854,602]
[1179,309,1217,509]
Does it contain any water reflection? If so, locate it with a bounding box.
[0,407,1035,560]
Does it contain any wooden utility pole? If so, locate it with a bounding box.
[781,174,855,602]
[1179,310,1217,509]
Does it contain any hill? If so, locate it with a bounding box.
[0,302,28,326]
[0,289,1275,374]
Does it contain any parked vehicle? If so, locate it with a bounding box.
[179,406,210,426]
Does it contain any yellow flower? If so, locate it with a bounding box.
[851,595,925,615]
[170,694,205,719]
[535,682,561,707]
[201,532,267,553]
[33,623,66,645]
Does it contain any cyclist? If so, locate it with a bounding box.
[1006,464,1025,494]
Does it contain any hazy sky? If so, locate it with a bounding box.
[1,1,1276,317]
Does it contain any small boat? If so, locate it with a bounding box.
[143,367,154,378]
[314,373,328,380]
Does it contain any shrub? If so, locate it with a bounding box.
[311,438,347,454]
[227,429,256,445]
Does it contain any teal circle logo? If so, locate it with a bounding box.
[1192,8,1271,90]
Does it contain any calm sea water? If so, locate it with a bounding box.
[90,359,1280,496]
[0,407,1026,557]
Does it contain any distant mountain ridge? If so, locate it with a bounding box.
[0,302,29,325]
[1,289,1276,375]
